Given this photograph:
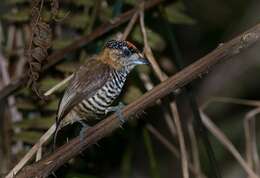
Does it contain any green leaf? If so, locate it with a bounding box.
[143,129,161,178]
[14,131,42,144]
[123,85,143,104]
[99,7,113,22]
[72,0,95,7]
[16,99,36,110]
[15,117,54,130]
[16,88,32,97]
[44,99,59,111]
[121,146,133,178]
[56,62,79,73]
[52,38,74,50]
[165,1,196,25]
[2,9,30,22]
[62,14,90,29]
[132,26,166,52]
[3,0,29,5]
[124,0,136,6]
[40,77,63,91]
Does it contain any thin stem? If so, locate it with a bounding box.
[200,111,258,178]
[140,8,189,178]
[12,22,260,178]
[244,107,260,176]
[147,124,206,178]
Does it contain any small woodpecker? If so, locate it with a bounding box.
[54,40,148,147]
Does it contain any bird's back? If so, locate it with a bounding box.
[73,67,128,120]
[56,58,112,126]
[57,57,129,128]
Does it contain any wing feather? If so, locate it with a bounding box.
[57,58,111,122]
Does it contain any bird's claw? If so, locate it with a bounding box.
[105,102,126,125]
[78,120,89,142]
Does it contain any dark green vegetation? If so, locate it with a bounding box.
[1,0,260,178]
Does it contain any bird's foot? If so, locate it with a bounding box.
[78,120,90,142]
[105,102,125,125]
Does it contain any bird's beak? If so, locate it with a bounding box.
[132,54,149,65]
[138,57,149,65]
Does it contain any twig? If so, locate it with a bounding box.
[6,6,145,177]
[200,111,259,178]
[202,96,260,110]
[140,8,189,178]
[0,0,163,101]
[159,6,221,178]
[188,120,201,174]
[13,22,260,178]
[139,73,177,136]
[244,107,260,176]
[121,12,139,40]
[44,74,73,96]
[35,146,42,162]
[5,124,56,178]
[139,4,177,137]
[139,12,166,80]
[5,74,72,178]
[6,70,74,177]
[170,102,189,178]
[85,0,101,34]
[146,124,206,178]
[143,129,161,178]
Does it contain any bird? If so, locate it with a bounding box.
[53,39,148,148]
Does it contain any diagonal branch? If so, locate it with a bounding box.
[0,0,163,101]
[139,8,189,178]
[13,23,260,178]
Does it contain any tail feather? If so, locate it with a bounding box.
[52,117,61,151]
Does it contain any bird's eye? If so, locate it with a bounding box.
[122,47,131,57]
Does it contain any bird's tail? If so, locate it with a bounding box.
[52,117,61,151]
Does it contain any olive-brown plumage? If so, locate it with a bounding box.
[54,40,148,147]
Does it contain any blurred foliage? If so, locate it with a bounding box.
[1,0,259,178]
[143,129,162,178]
[165,1,196,25]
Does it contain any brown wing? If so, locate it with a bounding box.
[57,58,112,122]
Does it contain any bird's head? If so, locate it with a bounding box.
[100,40,148,71]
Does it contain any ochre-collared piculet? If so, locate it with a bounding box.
[54,40,148,147]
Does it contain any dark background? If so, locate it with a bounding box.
[0,0,260,178]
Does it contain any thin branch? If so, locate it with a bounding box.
[140,8,189,178]
[244,107,260,176]
[6,70,74,177]
[200,111,258,178]
[139,5,180,140]
[13,22,260,178]
[188,120,201,175]
[5,75,70,178]
[85,0,101,34]
[139,73,177,136]
[170,102,189,178]
[146,124,206,178]
[121,12,139,40]
[6,6,145,177]
[5,124,56,178]
[139,4,177,138]
[202,96,260,110]
[44,74,73,96]
[0,0,163,101]
[139,10,166,80]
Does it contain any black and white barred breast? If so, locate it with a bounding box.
[73,69,128,119]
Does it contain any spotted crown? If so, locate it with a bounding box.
[105,40,139,54]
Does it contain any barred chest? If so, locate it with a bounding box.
[74,68,129,118]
